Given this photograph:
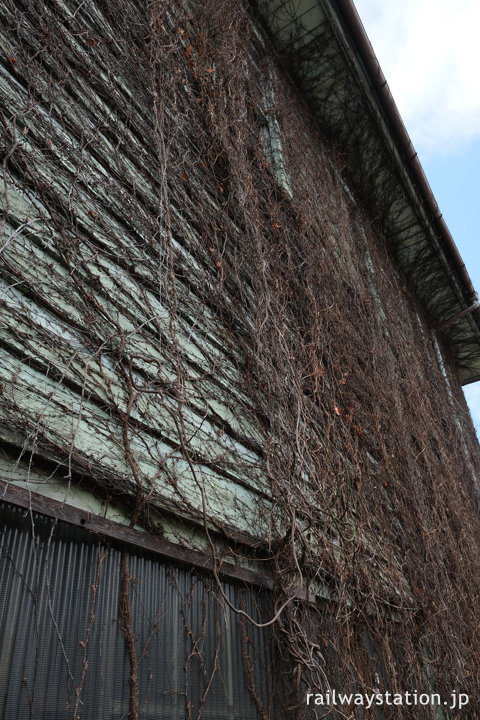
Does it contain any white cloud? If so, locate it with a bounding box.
[353,0,480,156]
[463,383,480,436]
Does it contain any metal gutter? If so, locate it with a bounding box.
[333,0,478,305]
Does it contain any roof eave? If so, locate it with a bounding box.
[258,0,480,384]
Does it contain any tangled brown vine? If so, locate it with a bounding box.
[1,0,480,717]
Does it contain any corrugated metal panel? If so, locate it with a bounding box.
[0,501,274,719]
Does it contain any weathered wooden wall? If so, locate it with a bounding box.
[1,0,273,543]
[2,0,480,714]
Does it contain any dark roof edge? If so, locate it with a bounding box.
[333,0,477,305]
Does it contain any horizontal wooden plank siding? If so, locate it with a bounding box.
[0,0,271,540]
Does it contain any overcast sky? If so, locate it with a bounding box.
[353,0,480,433]
[354,0,480,155]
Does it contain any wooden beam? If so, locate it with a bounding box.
[0,481,273,590]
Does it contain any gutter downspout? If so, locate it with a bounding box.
[436,302,480,332]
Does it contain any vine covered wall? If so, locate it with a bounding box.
[1,0,480,717]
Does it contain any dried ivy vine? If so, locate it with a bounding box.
[1,0,480,717]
